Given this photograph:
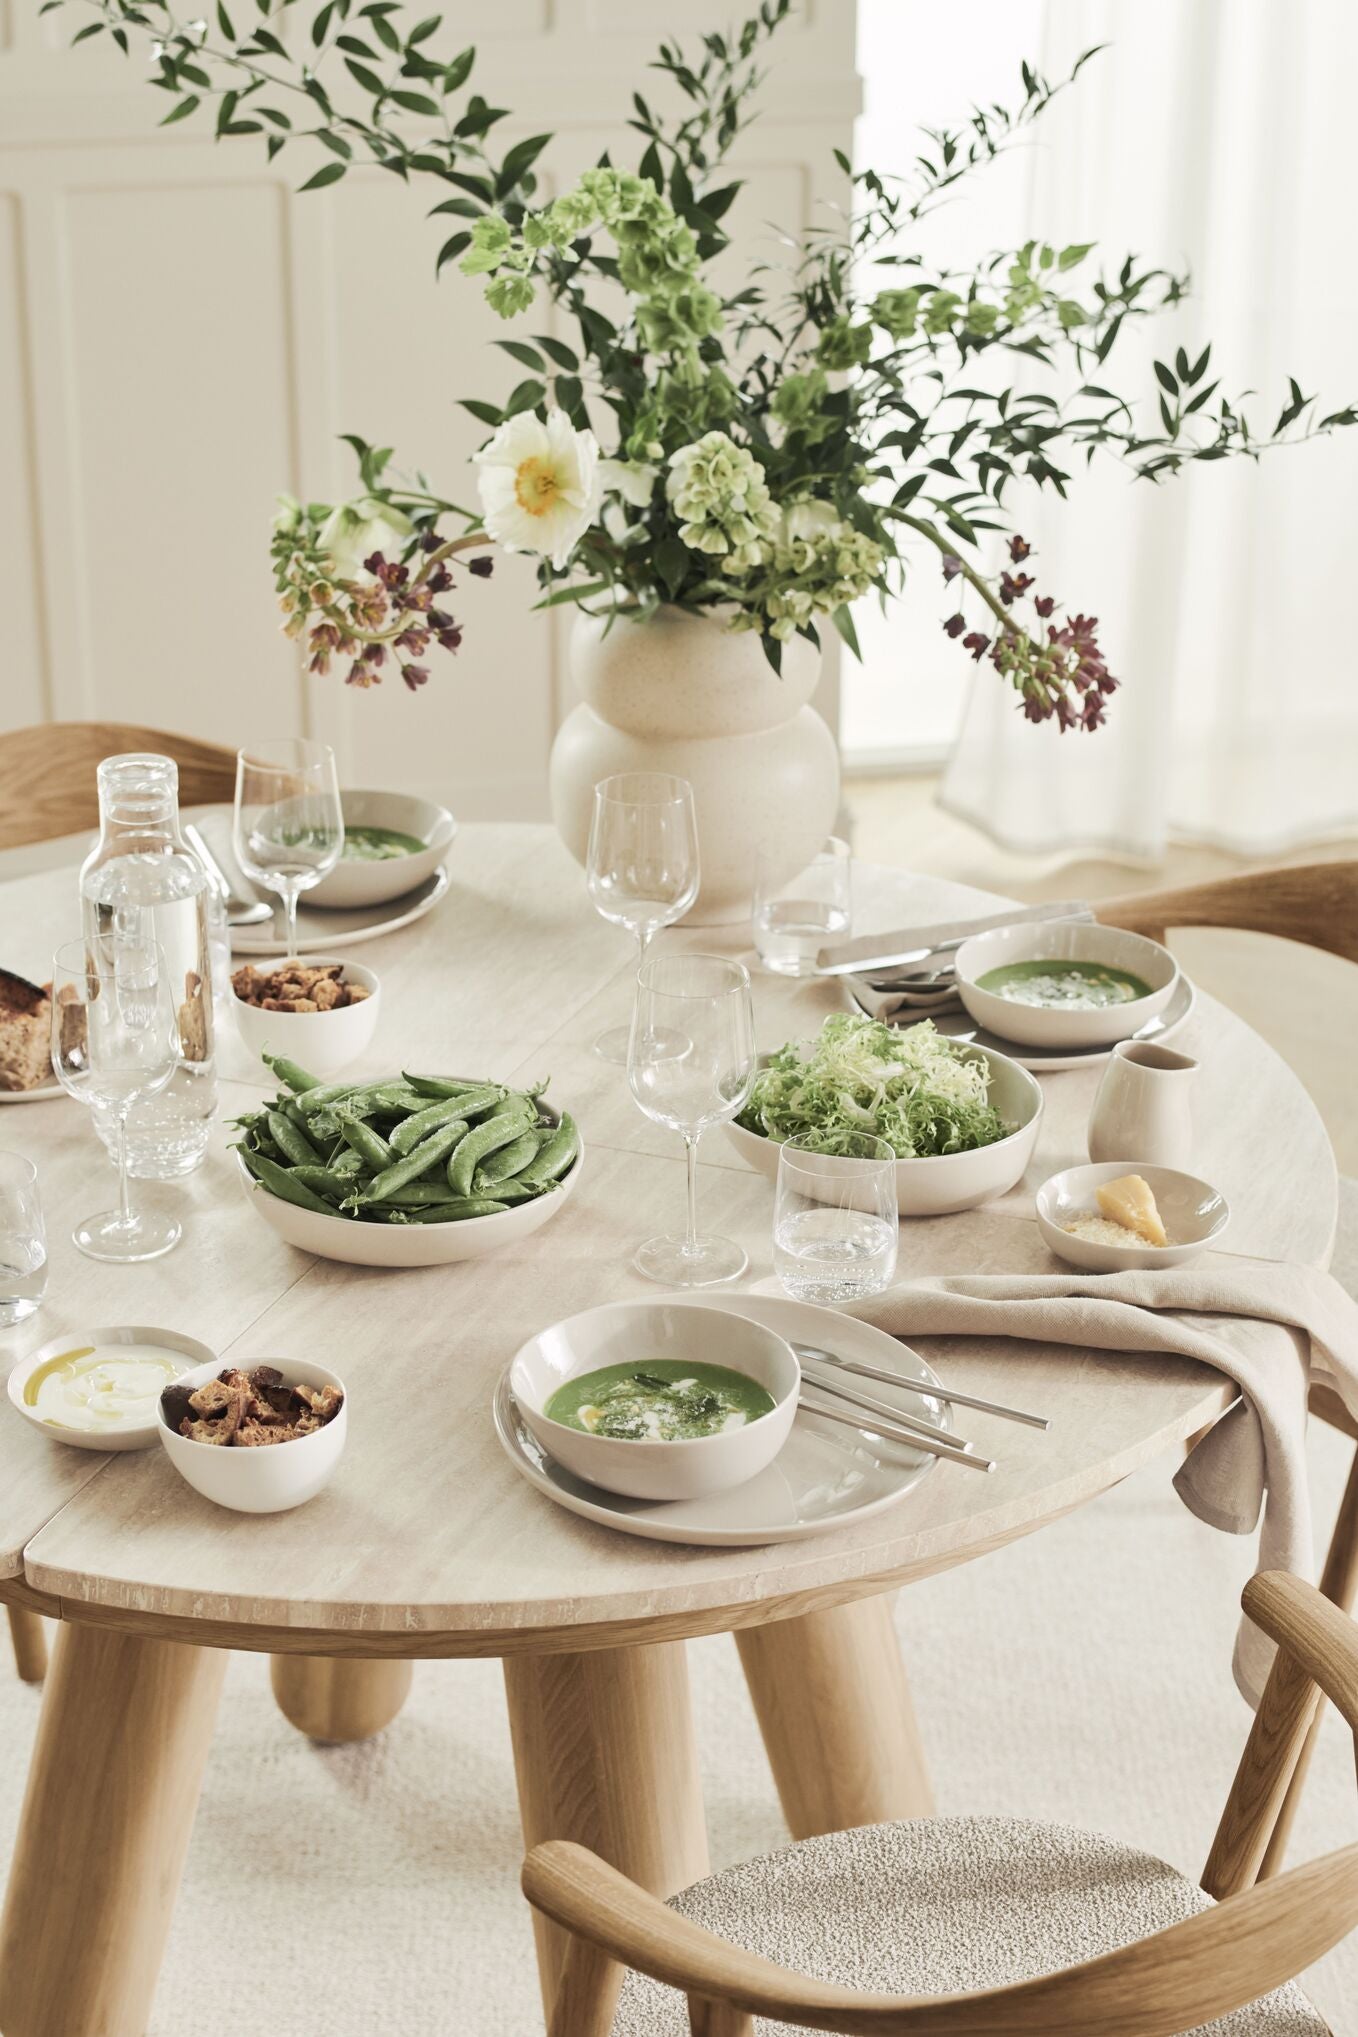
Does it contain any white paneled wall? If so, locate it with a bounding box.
[1,2,858,812]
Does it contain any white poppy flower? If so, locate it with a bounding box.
[317,496,415,580]
[598,457,659,508]
[782,498,839,544]
[474,410,601,570]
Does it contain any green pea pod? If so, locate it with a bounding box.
[329,1147,367,1178]
[447,1106,535,1199]
[262,1053,322,1094]
[266,1110,323,1168]
[379,1178,467,1207]
[296,1081,358,1117]
[515,1113,579,1191]
[307,1110,343,1140]
[373,1084,427,1114]
[474,1127,541,1186]
[341,1118,394,1169]
[402,1073,493,1099]
[240,1148,339,1217]
[389,1095,474,1157]
[286,1165,352,1201]
[398,1198,508,1223]
[475,1178,539,1206]
[361,1117,471,1204]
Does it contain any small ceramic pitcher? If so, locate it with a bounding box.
[1087,1040,1199,1168]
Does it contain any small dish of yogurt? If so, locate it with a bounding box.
[7,1325,217,1451]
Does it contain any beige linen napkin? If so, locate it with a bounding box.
[851,1261,1358,1703]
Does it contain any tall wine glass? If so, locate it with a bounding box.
[233,739,344,960]
[50,938,182,1262]
[627,952,756,1286]
[586,772,700,1062]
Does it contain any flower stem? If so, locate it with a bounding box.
[893,511,1015,634]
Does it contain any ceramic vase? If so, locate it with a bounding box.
[1087,1039,1199,1168]
[549,606,841,926]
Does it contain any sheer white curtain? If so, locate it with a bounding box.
[938,0,1358,861]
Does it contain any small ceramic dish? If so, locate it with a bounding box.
[230,956,380,1078]
[509,1301,800,1502]
[724,1043,1043,1216]
[7,1325,216,1452]
[157,1356,347,1512]
[234,1102,583,1266]
[954,922,1178,1051]
[307,790,456,910]
[1036,1161,1230,1271]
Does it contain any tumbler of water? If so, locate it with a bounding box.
[752,836,851,977]
[0,1150,47,1325]
[772,1131,898,1304]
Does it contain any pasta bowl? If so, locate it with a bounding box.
[955,922,1178,1051]
[307,790,456,910]
[723,1044,1043,1216]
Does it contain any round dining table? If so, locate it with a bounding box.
[0,822,1338,2037]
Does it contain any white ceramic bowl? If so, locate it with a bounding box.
[308,790,456,910]
[157,1356,347,1512]
[7,1324,218,1452]
[510,1301,800,1502]
[1036,1161,1230,1271]
[231,956,381,1078]
[234,1103,583,1266]
[954,922,1178,1051]
[724,1044,1044,1217]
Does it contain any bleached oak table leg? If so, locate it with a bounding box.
[504,1639,709,2026]
[270,1654,413,1743]
[0,1621,225,2037]
[7,1604,47,1683]
[736,1592,934,1838]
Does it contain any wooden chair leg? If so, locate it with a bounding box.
[7,1605,47,1683]
[546,1932,625,2037]
[1259,1444,1358,1878]
[688,1996,755,2035]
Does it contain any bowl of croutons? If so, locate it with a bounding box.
[230,957,380,1078]
[157,1358,347,1513]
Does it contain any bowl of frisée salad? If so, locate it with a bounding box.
[724,1013,1043,1216]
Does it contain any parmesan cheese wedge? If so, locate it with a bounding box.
[1095,1173,1167,1247]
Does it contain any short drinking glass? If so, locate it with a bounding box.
[587,773,700,1062]
[51,939,182,1263]
[752,835,851,977]
[773,1131,898,1303]
[233,738,345,961]
[628,952,756,1286]
[0,1151,47,1324]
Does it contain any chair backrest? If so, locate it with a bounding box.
[1095,861,1358,964]
[0,723,237,853]
[523,1573,1358,2037]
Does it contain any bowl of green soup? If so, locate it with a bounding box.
[308,790,456,910]
[954,922,1178,1050]
[509,1301,800,1501]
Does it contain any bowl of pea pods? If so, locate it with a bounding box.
[231,1056,583,1265]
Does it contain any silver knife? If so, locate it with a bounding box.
[817,900,1092,977]
[183,822,273,928]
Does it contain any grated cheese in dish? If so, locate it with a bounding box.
[1064,1213,1164,1248]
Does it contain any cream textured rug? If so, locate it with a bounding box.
[2,1424,1355,2037]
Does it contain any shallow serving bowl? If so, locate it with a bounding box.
[230,956,380,1078]
[7,1324,217,1452]
[233,1102,583,1266]
[509,1300,800,1502]
[1036,1161,1230,1271]
[954,921,1178,1051]
[723,1043,1043,1217]
[307,790,456,910]
[157,1356,347,1512]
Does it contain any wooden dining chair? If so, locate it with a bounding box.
[523,1573,1357,2037]
[0,722,237,853]
[1097,861,1358,1876]
[5,1608,46,1683]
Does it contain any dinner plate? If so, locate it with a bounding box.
[492,1292,945,1547]
[229,866,449,956]
[0,1073,64,1105]
[846,970,1196,1072]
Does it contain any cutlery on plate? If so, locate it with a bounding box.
[792,1342,1049,1432]
[815,900,1094,977]
[800,1364,979,1453]
[183,823,273,928]
[798,1385,995,1473]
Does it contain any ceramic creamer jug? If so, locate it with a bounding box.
[1087,1039,1198,1168]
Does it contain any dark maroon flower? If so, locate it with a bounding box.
[941,552,964,582]
[437,623,463,652]
[962,631,990,661]
[1008,535,1032,563]
[469,554,494,578]
[943,612,966,638]
[427,565,454,594]
[999,570,1035,605]
[401,663,430,691]
[1034,594,1054,618]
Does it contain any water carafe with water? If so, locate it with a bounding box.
[79,753,218,1176]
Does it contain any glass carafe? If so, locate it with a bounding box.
[79,754,218,1176]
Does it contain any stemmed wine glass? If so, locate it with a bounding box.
[586,772,700,1062]
[627,952,757,1286]
[233,739,345,960]
[50,938,182,1262]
